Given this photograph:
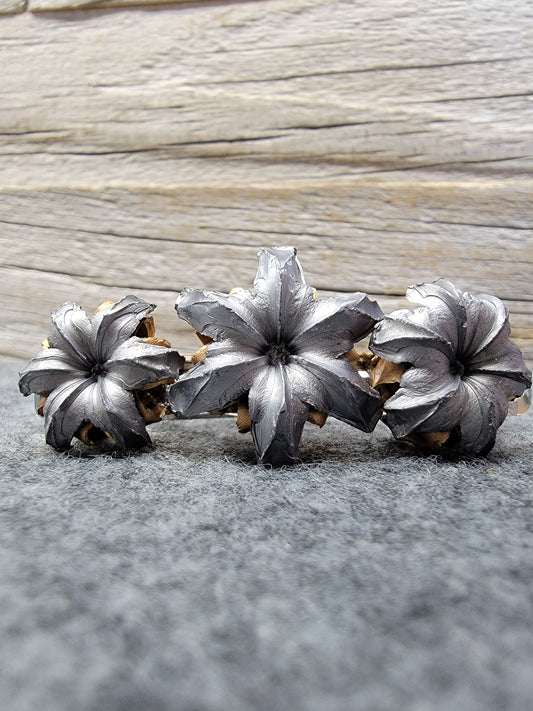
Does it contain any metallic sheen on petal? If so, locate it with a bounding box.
[171,246,383,463]
[87,377,151,449]
[409,381,470,435]
[461,292,507,359]
[20,295,182,450]
[370,279,532,456]
[48,302,93,368]
[248,362,309,466]
[106,339,184,390]
[469,333,532,384]
[169,352,268,417]
[19,348,86,397]
[292,354,381,432]
[93,295,155,363]
[386,352,460,408]
[292,293,383,357]
[177,288,267,348]
[457,374,511,455]
[371,311,456,364]
[253,247,316,342]
[406,280,465,352]
[43,377,96,449]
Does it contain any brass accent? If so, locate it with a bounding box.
[76,422,108,445]
[142,336,172,349]
[402,431,451,449]
[135,381,171,424]
[36,395,47,416]
[196,331,213,346]
[369,357,408,389]
[346,351,409,404]
[94,299,115,314]
[236,401,252,433]
[343,348,372,370]
[191,344,209,365]
[307,408,328,427]
[134,316,156,339]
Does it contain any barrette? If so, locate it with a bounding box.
[18,246,531,464]
[18,296,184,450]
[367,279,532,456]
[169,246,384,465]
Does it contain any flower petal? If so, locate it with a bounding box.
[43,377,95,449]
[19,348,87,396]
[48,302,93,368]
[455,374,511,456]
[368,278,532,455]
[291,354,381,432]
[105,339,184,390]
[387,351,460,408]
[461,292,508,360]
[93,295,155,362]
[176,288,267,348]
[411,380,470,435]
[383,401,442,439]
[292,293,383,357]
[253,247,316,342]
[87,377,151,449]
[380,354,461,437]
[386,371,524,455]
[370,310,456,364]
[469,328,532,384]
[248,362,309,465]
[406,280,466,352]
[383,381,467,439]
[168,351,268,417]
[463,297,532,386]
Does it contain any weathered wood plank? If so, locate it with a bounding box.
[0,266,198,358]
[4,265,531,365]
[1,182,532,297]
[0,264,405,358]
[0,0,25,12]
[2,183,532,363]
[1,0,532,367]
[28,0,209,10]
[1,1,533,184]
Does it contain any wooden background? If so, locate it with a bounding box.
[1,0,532,363]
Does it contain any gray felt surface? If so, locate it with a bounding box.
[1,358,532,711]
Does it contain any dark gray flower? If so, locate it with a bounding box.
[369,279,532,456]
[19,296,184,450]
[169,246,383,465]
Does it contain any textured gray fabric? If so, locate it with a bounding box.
[1,358,532,711]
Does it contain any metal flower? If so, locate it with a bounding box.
[169,246,383,465]
[369,279,532,456]
[19,296,184,450]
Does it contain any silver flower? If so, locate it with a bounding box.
[369,279,532,456]
[19,296,184,450]
[169,247,383,465]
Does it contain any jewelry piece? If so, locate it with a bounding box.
[368,279,532,456]
[18,296,184,450]
[169,246,383,465]
[17,252,531,463]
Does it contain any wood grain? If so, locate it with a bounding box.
[2,183,532,362]
[2,1,533,185]
[0,0,25,12]
[28,0,225,11]
[1,0,532,364]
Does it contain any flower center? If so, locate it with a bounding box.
[451,360,465,377]
[90,362,105,378]
[267,343,291,365]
